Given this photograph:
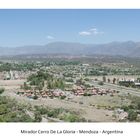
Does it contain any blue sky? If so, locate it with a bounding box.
[0,9,140,47]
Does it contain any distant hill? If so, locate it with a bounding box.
[0,41,140,57]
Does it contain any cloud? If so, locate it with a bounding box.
[46,35,54,40]
[79,31,91,36]
[79,28,104,36]
[90,28,104,35]
[90,28,97,32]
[90,28,98,35]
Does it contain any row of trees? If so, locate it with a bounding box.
[0,62,37,72]
[102,76,117,84]
[119,81,135,88]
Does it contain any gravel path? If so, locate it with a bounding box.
[90,81,140,97]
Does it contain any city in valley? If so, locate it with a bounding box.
[1,55,140,122]
[1,9,140,122]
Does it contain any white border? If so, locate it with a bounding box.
[0,0,140,140]
[0,0,140,9]
[0,123,140,140]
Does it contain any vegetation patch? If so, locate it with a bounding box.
[0,88,5,94]
[0,96,34,122]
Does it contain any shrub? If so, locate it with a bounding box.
[137,102,140,110]
[0,88,5,94]
[79,101,83,104]
[128,110,137,121]
[121,105,129,112]
[0,104,9,115]
[33,95,38,100]
[60,96,66,100]
[47,109,62,118]
[62,114,79,122]
[0,96,34,122]
[84,78,89,81]
[35,106,49,115]
[61,113,86,122]
[128,104,136,110]
[12,114,33,122]
[83,93,92,96]
[98,81,104,86]
[34,112,42,122]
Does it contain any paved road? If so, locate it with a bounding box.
[90,80,140,97]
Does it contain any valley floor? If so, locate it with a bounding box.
[1,78,140,122]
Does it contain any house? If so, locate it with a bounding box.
[92,89,97,95]
[52,89,65,97]
[82,63,89,66]
[77,91,85,96]
[135,82,140,87]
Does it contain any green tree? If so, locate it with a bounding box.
[103,76,106,82]
[98,81,104,86]
[22,82,31,90]
[34,112,42,122]
[108,78,110,83]
[128,110,137,121]
[113,78,116,84]
[0,88,5,94]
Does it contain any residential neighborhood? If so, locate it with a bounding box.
[1,57,140,122]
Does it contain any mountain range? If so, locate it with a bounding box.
[0,41,140,57]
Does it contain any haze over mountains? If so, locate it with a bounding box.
[0,41,140,57]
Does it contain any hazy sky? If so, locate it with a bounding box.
[0,9,140,47]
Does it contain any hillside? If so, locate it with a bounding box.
[0,41,140,57]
